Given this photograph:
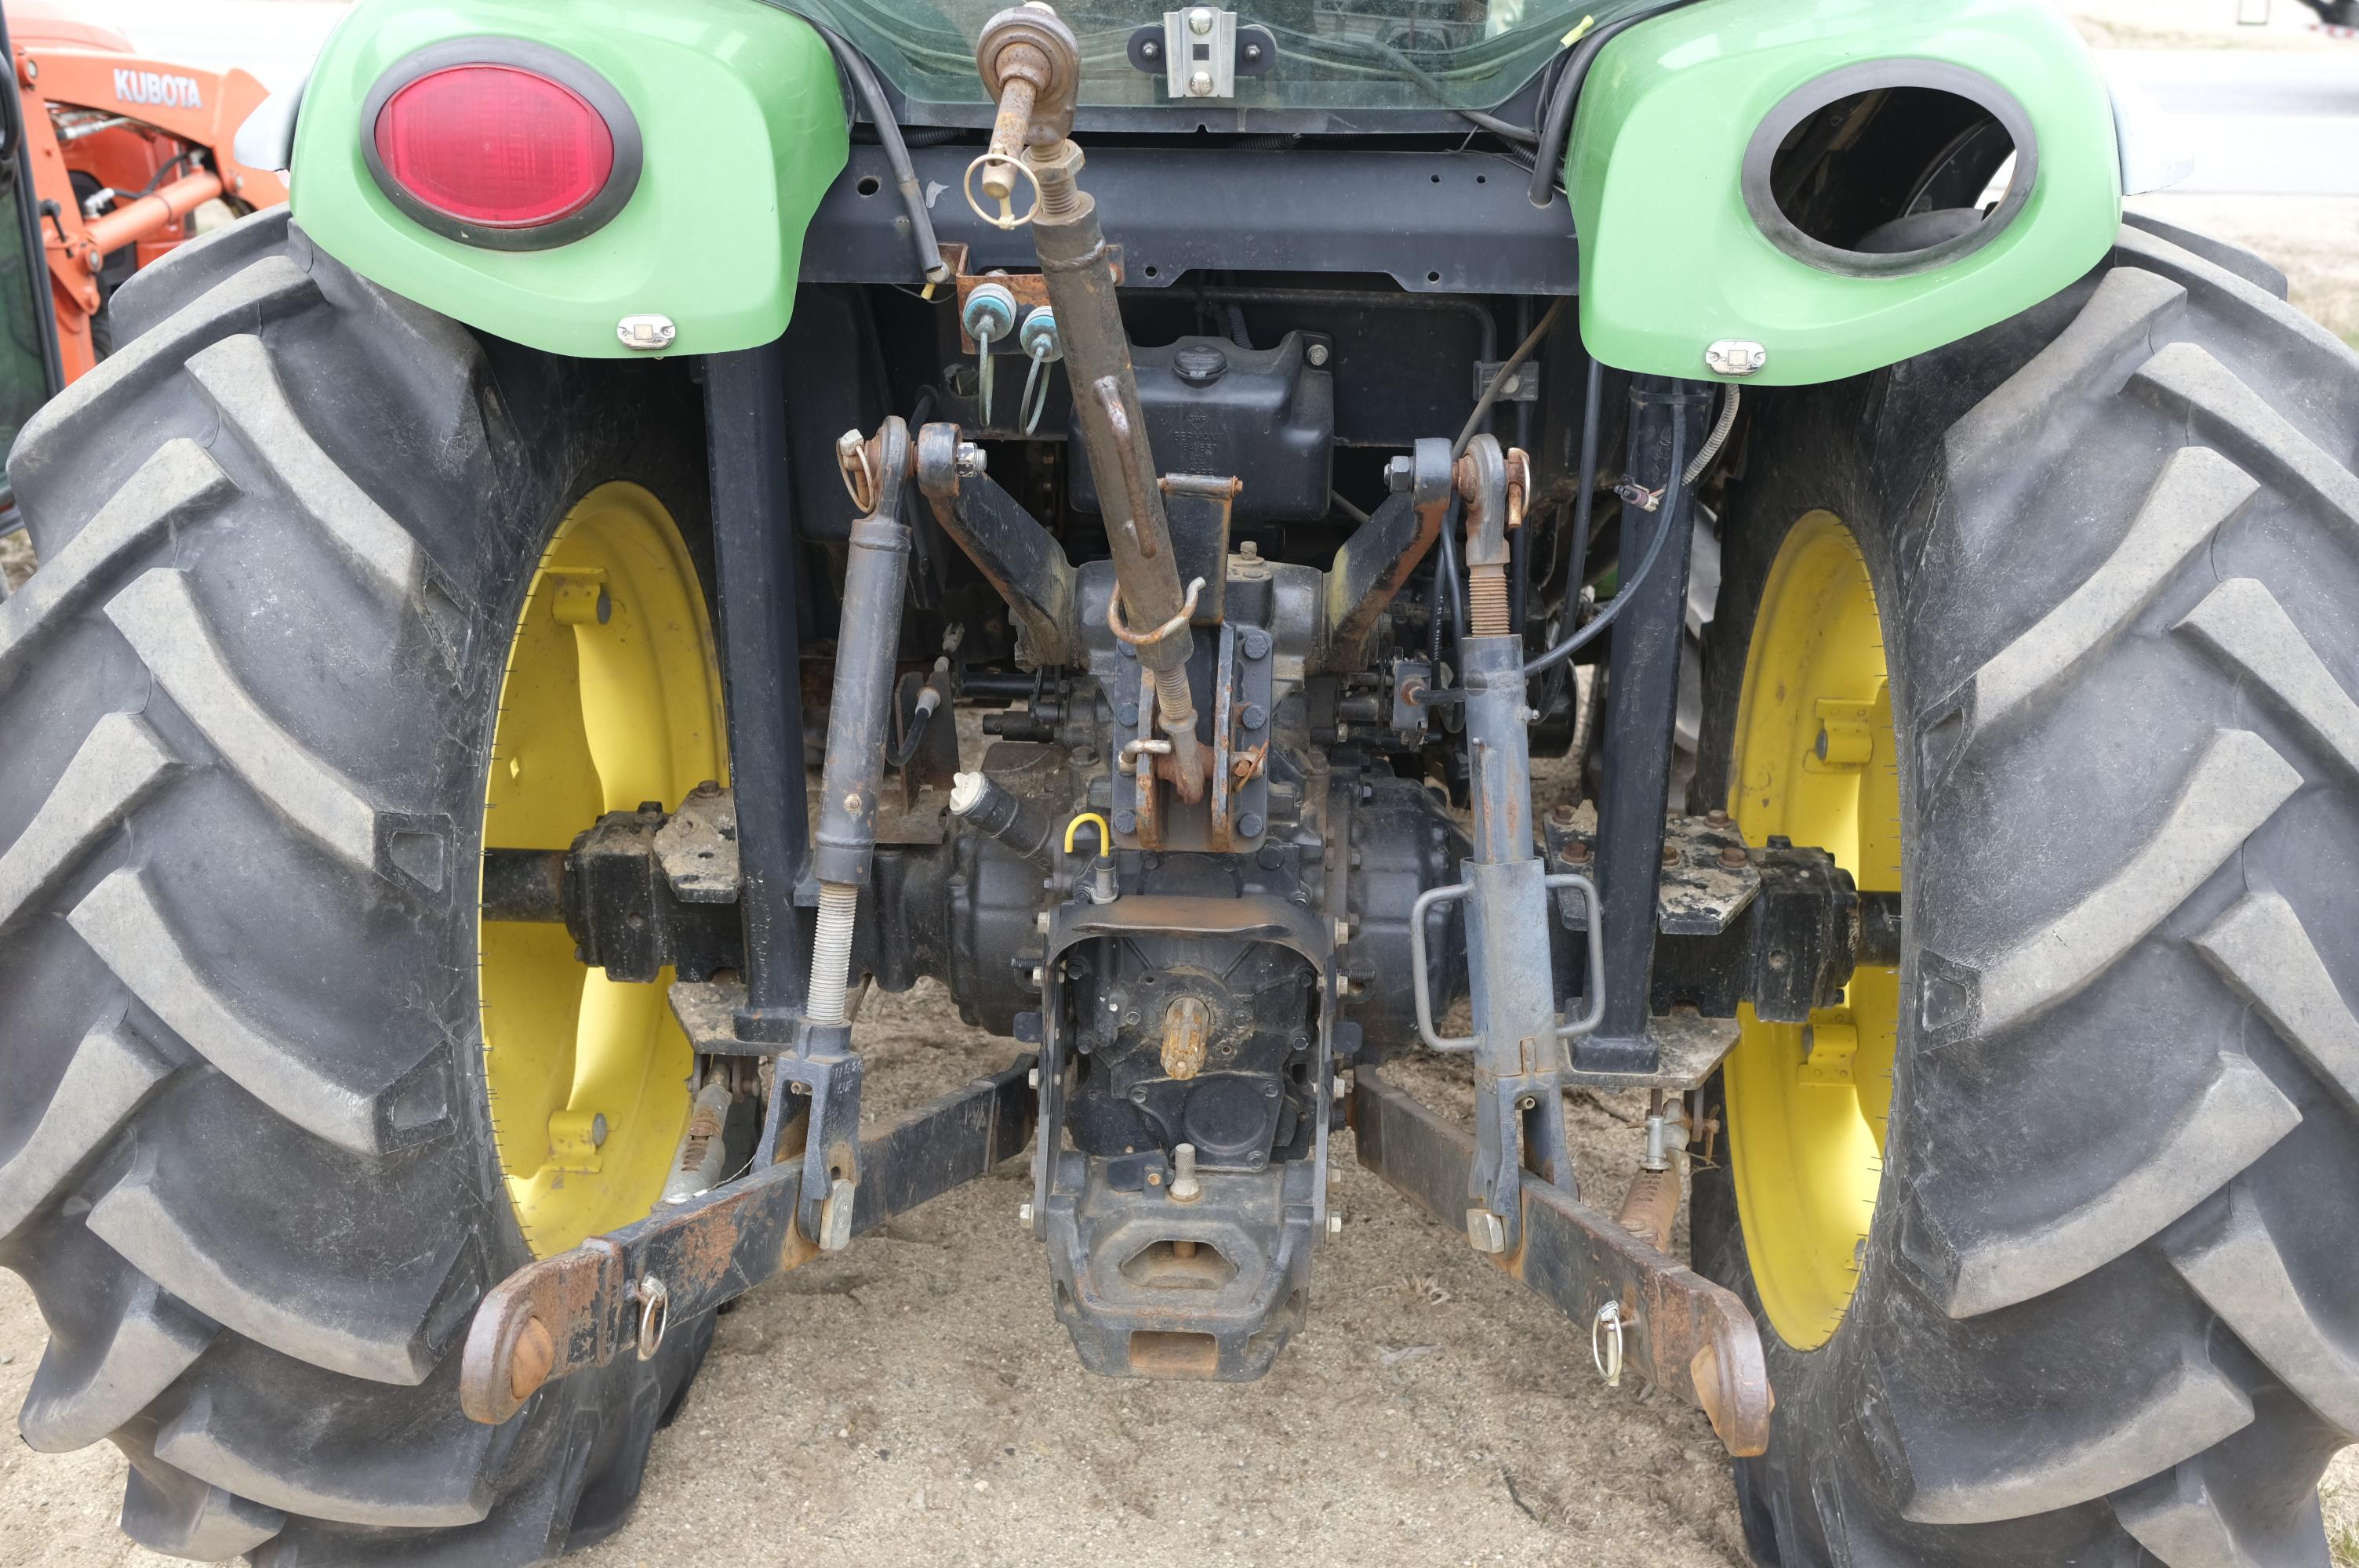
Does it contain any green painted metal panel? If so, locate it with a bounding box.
[290,0,849,359]
[1568,0,2122,387]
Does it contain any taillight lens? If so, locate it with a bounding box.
[373,64,615,229]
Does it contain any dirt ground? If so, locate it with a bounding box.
[0,980,1752,1568]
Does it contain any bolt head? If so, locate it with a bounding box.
[1187,5,1214,31]
[1019,1202,1034,1225]
[1306,342,1330,368]
[1241,627,1271,659]
[1704,338,1768,377]
[1027,1067,1041,1089]
[955,442,988,478]
[1028,966,1045,987]
[1327,1214,1344,1236]
[1188,68,1214,94]
[590,1113,609,1146]
[1237,812,1263,837]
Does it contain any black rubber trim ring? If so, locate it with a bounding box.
[361,37,642,252]
[1741,58,2037,280]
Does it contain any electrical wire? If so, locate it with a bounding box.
[1453,296,1565,459]
[1525,0,1703,209]
[1567,353,1605,605]
[1417,384,1688,704]
[1682,385,1739,487]
[1522,405,1688,679]
[1435,505,1468,656]
[886,695,936,768]
[811,23,947,286]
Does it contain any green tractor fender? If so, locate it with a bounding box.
[1566,0,2126,387]
[288,0,2132,385]
[288,0,849,361]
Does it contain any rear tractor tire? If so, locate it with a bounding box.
[1692,221,2359,1565]
[0,209,722,1564]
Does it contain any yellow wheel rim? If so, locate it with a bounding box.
[1724,513,1900,1351]
[478,483,728,1258]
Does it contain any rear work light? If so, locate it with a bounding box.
[362,41,641,249]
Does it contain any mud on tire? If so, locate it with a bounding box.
[0,209,716,1565]
[1692,223,2359,1565]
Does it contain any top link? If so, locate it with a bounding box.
[968,3,1082,227]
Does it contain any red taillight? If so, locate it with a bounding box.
[373,64,615,230]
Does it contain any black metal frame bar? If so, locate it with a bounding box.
[801,145,1576,296]
[1578,376,1713,1076]
[704,342,812,1040]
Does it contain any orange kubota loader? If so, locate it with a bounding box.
[6,0,286,383]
